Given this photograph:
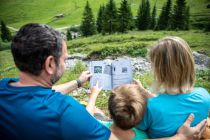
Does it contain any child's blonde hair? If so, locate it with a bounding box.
[108,84,147,130]
[149,36,195,93]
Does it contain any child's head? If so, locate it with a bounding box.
[108,84,147,130]
[149,36,195,93]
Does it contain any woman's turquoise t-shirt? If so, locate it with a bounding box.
[138,87,210,138]
[99,120,148,140]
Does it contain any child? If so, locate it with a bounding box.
[87,83,148,140]
[137,36,210,138]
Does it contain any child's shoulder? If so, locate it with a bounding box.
[133,128,148,140]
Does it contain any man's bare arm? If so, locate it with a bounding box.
[52,71,92,94]
[52,80,78,94]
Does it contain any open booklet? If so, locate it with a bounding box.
[89,59,132,90]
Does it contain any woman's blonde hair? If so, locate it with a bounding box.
[149,36,195,93]
[108,84,147,130]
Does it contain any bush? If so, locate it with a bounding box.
[196,69,210,92]
[69,26,81,33]
[0,40,10,51]
[56,60,86,84]
[88,44,148,59]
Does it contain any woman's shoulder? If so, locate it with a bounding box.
[193,87,210,102]
[194,87,209,94]
[133,128,148,140]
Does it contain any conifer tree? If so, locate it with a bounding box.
[66,29,72,40]
[1,20,12,42]
[96,5,105,33]
[150,4,156,29]
[103,0,118,34]
[136,0,146,30]
[145,0,151,26]
[171,0,187,30]
[117,0,133,33]
[205,19,210,32]
[80,1,96,36]
[136,0,150,30]
[165,0,172,27]
[184,6,190,30]
[156,4,166,30]
[157,0,172,30]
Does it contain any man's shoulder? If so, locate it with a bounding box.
[0,78,18,86]
[39,90,82,116]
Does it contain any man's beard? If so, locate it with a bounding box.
[50,66,63,85]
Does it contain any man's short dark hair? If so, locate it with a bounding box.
[11,23,63,75]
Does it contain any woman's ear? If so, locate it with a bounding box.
[44,56,56,75]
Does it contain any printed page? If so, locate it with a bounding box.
[89,60,112,90]
[112,59,132,89]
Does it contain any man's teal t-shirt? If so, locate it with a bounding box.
[138,87,210,138]
[99,120,148,140]
[0,78,111,140]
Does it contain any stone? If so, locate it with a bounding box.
[65,52,210,75]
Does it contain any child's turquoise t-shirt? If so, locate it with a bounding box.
[138,87,210,138]
[99,120,148,140]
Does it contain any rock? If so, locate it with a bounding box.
[65,52,210,75]
[193,51,210,68]
[68,53,87,60]
[66,52,210,98]
[54,14,64,19]
[65,53,88,69]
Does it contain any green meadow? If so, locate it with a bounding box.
[0,0,209,28]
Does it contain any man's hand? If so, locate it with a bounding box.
[177,114,207,140]
[79,71,93,85]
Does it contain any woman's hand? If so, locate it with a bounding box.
[132,79,144,89]
[132,79,155,98]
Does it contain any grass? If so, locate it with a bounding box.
[0,0,209,28]
[0,49,19,78]
[68,30,210,57]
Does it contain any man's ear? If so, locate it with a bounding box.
[44,56,56,75]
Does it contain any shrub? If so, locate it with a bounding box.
[196,69,210,92]
[0,39,10,51]
[88,44,148,59]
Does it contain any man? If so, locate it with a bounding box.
[0,23,206,140]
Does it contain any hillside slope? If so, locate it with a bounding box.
[0,0,210,28]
